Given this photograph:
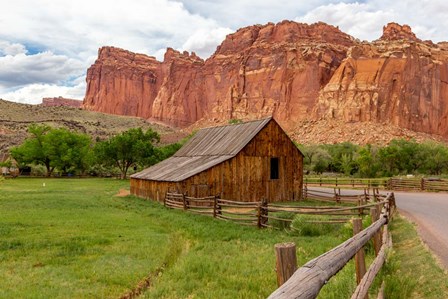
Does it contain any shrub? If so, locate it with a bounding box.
[269,212,295,230]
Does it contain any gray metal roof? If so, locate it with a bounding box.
[131,118,272,182]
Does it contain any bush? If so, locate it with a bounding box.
[269,212,295,230]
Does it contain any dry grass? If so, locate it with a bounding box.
[0,99,180,152]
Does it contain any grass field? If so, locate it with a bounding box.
[1,178,447,298]
[0,178,359,298]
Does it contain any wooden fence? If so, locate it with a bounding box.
[164,190,391,228]
[268,192,396,299]
[305,177,448,192]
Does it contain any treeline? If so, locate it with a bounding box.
[8,124,186,179]
[298,139,448,177]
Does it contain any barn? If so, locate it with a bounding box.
[130,117,303,202]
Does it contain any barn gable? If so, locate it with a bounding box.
[131,118,272,182]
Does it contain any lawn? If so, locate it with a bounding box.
[0,178,357,298]
[3,178,446,298]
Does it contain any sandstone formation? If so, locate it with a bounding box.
[83,21,355,130]
[83,21,448,141]
[41,97,82,108]
[315,22,448,140]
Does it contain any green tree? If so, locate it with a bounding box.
[94,128,160,179]
[11,124,53,176]
[10,124,93,176]
[419,141,448,175]
[355,144,381,178]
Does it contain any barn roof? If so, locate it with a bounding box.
[131,117,272,182]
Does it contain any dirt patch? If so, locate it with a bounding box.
[116,189,130,197]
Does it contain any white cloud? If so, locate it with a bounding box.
[181,27,233,57]
[296,1,448,42]
[297,3,395,41]
[1,0,448,104]
[0,41,28,56]
[0,80,86,105]
[0,51,84,88]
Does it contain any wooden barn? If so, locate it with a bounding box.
[130,118,303,202]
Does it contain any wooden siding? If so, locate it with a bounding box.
[131,119,303,203]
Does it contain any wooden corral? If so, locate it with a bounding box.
[131,118,303,202]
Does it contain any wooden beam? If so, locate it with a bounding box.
[268,215,387,299]
[275,243,298,287]
[352,218,368,299]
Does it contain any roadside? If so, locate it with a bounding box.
[386,214,448,298]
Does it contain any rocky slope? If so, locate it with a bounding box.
[0,99,176,153]
[41,97,82,108]
[83,21,448,142]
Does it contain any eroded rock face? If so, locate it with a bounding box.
[83,21,355,130]
[315,22,448,139]
[83,21,448,140]
[41,97,82,108]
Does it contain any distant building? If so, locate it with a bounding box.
[131,118,303,202]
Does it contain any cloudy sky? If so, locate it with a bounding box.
[1,0,447,104]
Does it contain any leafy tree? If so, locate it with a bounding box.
[324,142,359,173]
[11,124,53,176]
[355,144,381,178]
[94,128,160,179]
[419,141,448,175]
[10,124,93,176]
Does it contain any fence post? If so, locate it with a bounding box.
[258,198,268,228]
[275,243,297,287]
[213,195,218,218]
[370,208,381,256]
[182,194,187,211]
[421,178,425,191]
[304,184,308,200]
[319,177,322,186]
[163,191,166,207]
[357,197,364,217]
[352,218,367,290]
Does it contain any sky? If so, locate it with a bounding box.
[1,0,447,104]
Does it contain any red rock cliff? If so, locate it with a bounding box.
[315,23,448,139]
[83,21,448,140]
[83,21,355,129]
[41,97,82,108]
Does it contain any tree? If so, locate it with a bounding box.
[10,124,93,176]
[95,128,160,179]
[11,124,53,176]
[355,144,381,178]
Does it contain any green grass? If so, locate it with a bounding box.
[4,178,445,298]
[0,178,360,298]
[384,214,448,298]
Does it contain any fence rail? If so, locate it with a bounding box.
[305,177,448,192]
[268,193,396,299]
[164,190,392,228]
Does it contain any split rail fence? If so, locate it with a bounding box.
[164,188,392,228]
[268,192,396,299]
[305,177,448,192]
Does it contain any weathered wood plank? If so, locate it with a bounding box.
[351,226,391,299]
[268,214,387,299]
[275,243,298,287]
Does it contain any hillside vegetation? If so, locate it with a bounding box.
[0,99,179,153]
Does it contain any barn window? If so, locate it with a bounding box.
[270,157,279,180]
